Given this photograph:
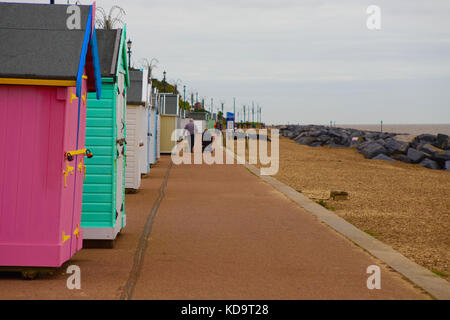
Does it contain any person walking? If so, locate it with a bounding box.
[202,128,212,153]
[184,118,196,153]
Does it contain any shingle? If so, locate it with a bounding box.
[0,3,96,79]
[0,3,90,30]
[0,29,84,79]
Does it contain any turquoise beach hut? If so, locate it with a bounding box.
[81,27,130,245]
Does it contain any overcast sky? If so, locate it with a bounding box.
[7,0,450,124]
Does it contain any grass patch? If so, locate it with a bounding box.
[316,199,336,211]
[364,230,378,238]
[431,270,449,278]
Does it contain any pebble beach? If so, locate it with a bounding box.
[254,127,450,280]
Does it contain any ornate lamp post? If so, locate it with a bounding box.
[162,71,167,93]
[127,39,132,69]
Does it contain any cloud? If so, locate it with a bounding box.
[7,0,450,124]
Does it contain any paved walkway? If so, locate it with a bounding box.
[0,156,428,299]
[134,157,426,299]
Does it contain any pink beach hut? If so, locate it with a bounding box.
[0,3,102,272]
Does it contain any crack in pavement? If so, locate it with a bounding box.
[119,161,173,300]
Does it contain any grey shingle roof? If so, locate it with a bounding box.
[0,3,91,80]
[0,3,90,30]
[96,29,122,77]
[127,69,144,105]
[0,29,85,79]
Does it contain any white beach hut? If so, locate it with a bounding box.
[125,68,148,191]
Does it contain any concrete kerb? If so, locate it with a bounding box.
[220,146,450,300]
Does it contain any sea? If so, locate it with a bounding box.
[338,124,450,142]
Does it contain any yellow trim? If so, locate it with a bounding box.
[82,75,88,80]
[82,92,86,105]
[0,78,76,87]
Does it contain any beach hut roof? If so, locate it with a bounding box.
[0,2,102,99]
[96,27,130,89]
[127,69,149,105]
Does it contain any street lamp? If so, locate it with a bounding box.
[127,39,132,69]
[162,71,167,93]
[183,85,186,110]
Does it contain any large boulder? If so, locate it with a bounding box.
[296,136,318,146]
[366,132,380,140]
[445,160,450,171]
[384,138,408,155]
[375,139,386,147]
[309,130,323,138]
[328,130,342,138]
[318,135,331,143]
[372,154,396,162]
[294,132,309,141]
[419,158,440,170]
[418,143,444,155]
[362,142,388,159]
[391,154,412,163]
[406,148,426,163]
[285,131,295,138]
[416,134,437,143]
[434,133,450,150]
[397,142,410,154]
[328,143,347,148]
[309,142,323,147]
[432,150,450,162]
[357,141,372,153]
[431,151,450,168]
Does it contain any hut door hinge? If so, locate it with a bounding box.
[73,224,80,239]
[62,232,71,243]
[78,159,86,180]
[63,161,74,188]
[70,88,78,104]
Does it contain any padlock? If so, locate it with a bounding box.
[86,149,94,159]
[66,153,74,162]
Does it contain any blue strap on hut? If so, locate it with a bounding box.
[75,5,102,100]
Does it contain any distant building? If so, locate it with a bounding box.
[193,102,203,110]
[187,111,209,121]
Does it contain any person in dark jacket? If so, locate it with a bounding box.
[202,129,212,153]
[184,119,196,152]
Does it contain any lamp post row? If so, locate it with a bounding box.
[124,39,262,122]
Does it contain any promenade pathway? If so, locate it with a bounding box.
[0,156,428,299]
